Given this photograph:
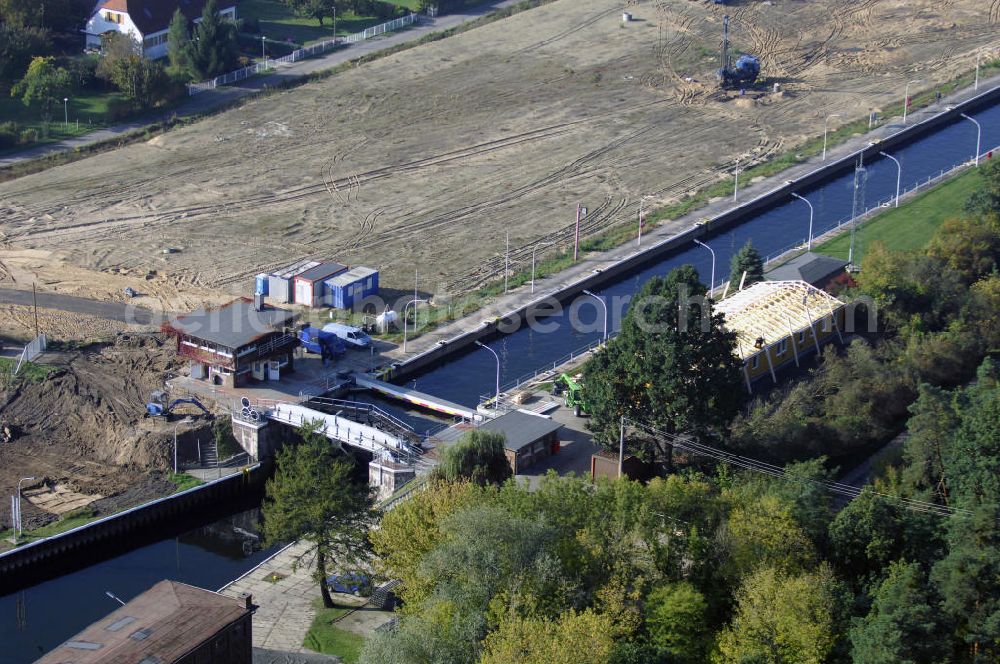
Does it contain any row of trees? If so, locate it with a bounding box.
[282,0,404,27]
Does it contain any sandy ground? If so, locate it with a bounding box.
[0,0,995,304]
[0,335,213,531]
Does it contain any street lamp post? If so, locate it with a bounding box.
[976,49,981,91]
[402,298,428,353]
[474,341,500,409]
[878,151,902,207]
[16,476,35,541]
[63,98,68,127]
[959,113,982,167]
[261,35,266,65]
[903,79,921,125]
[581,289,608,342]
[790,193,815,250]
[692,239,716,295]
[822,113,840,160]
[638,194,654,246]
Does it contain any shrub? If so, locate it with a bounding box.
[18,128,38,144]
[0,122,20,149]
[104,97,134,122]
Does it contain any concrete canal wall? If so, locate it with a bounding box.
[387,81,1000,383]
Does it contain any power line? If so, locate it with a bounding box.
[623,418,970,518]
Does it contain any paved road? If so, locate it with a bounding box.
[0,288,158,325]
[0,1,524,168]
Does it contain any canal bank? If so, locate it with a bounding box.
[384,75,1000,386]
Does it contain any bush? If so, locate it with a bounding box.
[241,16,260,34]
[18,128,38,144]
[104,97,134,122]
[0,122,20,149]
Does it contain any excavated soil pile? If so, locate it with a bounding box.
[0,334,195,530]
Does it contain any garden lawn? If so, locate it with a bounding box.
[241,0,418,47]
[815,165,983,262]
[303,600,365,663]
[0,90,116,142]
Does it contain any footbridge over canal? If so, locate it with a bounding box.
[231,396,432,499]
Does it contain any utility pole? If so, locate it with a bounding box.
[618,417,625,479]
[573,203,581,261]
[31,282,39,337]
[504,232,509,293]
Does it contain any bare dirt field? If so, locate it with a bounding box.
[0,335,213,533]
[0,0,995,304]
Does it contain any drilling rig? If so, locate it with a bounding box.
[716,15,760,89]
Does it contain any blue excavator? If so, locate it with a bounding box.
[145,391,212,420]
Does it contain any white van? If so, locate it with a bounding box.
[322,323,372,349]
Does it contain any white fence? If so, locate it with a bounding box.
[14,334,46,374]
[188,13,418,95]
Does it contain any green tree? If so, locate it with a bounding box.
[715,565,839,664]
[369,480,477,609]
[188,0,239,79]
[435,429,511,485]
[644,582,709,662]
[480,609,618,664]
[849,560,952,664]
[10,56,71,136]
[166,8,194,81]
[284,0,336,25]
[901,383,958,502]
[926,215,1000,285]
[262,423,377,608]
[0,23,51,84]
[728,240,764,289]
[0,0,41,27]
[963,157,1000,219]
[96,33,169,107]
[583,266,744,469]
[723,492,815,579]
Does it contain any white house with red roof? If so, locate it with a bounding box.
[84,0,236,59]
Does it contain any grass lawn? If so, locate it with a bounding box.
[303,599,365,663]
[0,90,116,142]
[0,357,58,383]
[168,472,205,493]
[243,0,417,47]
[0,506,103,549]
[814,166,983,262]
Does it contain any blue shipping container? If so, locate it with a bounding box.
[324,267,379,310]
[255,274,269,296]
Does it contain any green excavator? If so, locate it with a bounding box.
[552,373,590,417]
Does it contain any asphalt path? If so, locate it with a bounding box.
[0,288,159,325]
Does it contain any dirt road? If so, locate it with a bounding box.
[0,0,994,303]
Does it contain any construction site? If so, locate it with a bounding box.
[1,0,998,535]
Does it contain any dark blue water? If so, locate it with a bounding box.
[0,509,278,663]
[1,100,997,662]
[410,107,1000,405]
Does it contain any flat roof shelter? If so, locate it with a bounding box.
[36,580,254,663]
[765,252,850,290]
[714,280,846,392]
[164,298,299,388]
[479,410,563,474]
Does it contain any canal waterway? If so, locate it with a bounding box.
[2,96,999,661]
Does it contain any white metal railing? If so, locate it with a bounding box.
[763,146,999,267]
[13,333,46,374]
[188,13,417,95]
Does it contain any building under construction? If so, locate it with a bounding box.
[714,280,847,392]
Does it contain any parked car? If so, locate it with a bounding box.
[322,323,372,349]
[326,572,371,596]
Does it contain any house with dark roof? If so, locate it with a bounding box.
[36,580,254,663]
[84,0,237,59]
[479,410,563,474]
[765,251,851,291]
[163,297,298,388]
